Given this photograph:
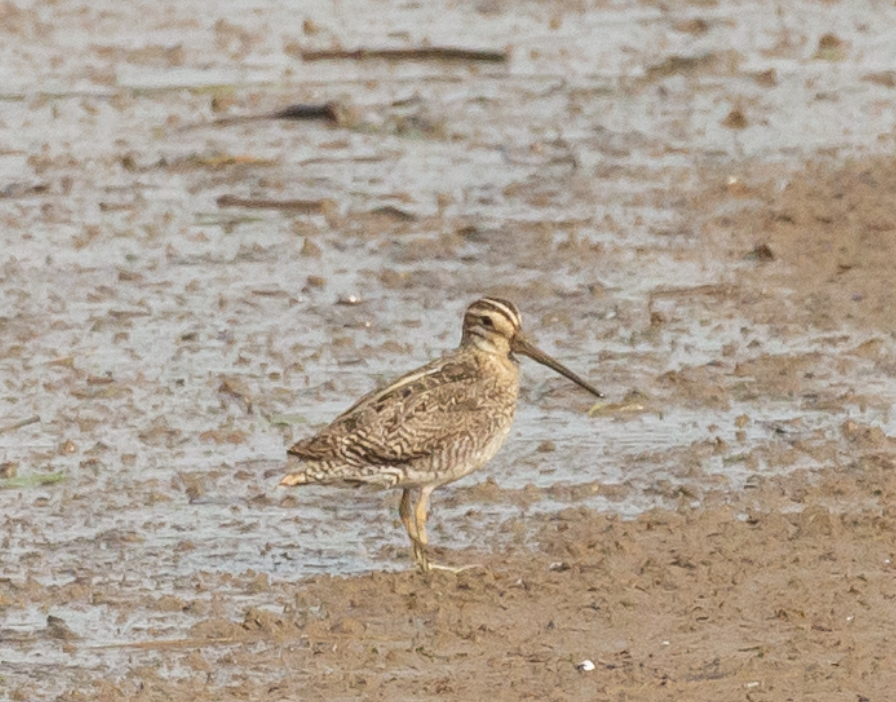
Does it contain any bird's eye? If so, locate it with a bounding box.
[480,315,495,328]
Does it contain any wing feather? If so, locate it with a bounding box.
[288,355,510,466]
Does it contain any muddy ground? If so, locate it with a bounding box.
[3,0,896,700]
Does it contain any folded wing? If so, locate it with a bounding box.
[288,357,509,469]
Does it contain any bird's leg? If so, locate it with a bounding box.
[413,485,484,574]
[400,488,427,568]
[401,486,480,574]
[399,488,417,540]
[411,485,436,572]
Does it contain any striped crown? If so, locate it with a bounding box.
[463,297,521,335]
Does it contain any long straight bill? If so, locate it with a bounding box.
[511,336,603,398]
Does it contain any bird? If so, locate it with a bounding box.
[279,297,603,572]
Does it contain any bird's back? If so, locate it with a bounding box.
[284,347,520,488]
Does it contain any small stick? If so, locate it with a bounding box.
[93,637,241,650]
[196,102,343,129]
[300,47,508,63]
[649,284,735,300]
[0,415,39,434]
[270,102,342,122]
[216,195,331,213]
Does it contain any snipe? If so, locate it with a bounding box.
[280,297,602,572]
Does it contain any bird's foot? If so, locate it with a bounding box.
[410,530,483,574]
[423,561,484,574]
[414,547,483,574]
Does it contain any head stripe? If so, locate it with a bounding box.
[467,297,521,329]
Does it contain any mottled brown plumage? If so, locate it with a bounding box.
[280,297,602,571]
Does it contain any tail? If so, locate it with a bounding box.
[279,472,310,487]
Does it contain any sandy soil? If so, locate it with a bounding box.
[3,0,896,700]
[12,156,896,702]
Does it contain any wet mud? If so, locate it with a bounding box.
[3,0,896,699]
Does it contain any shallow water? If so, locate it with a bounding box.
[3,0,896,693]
